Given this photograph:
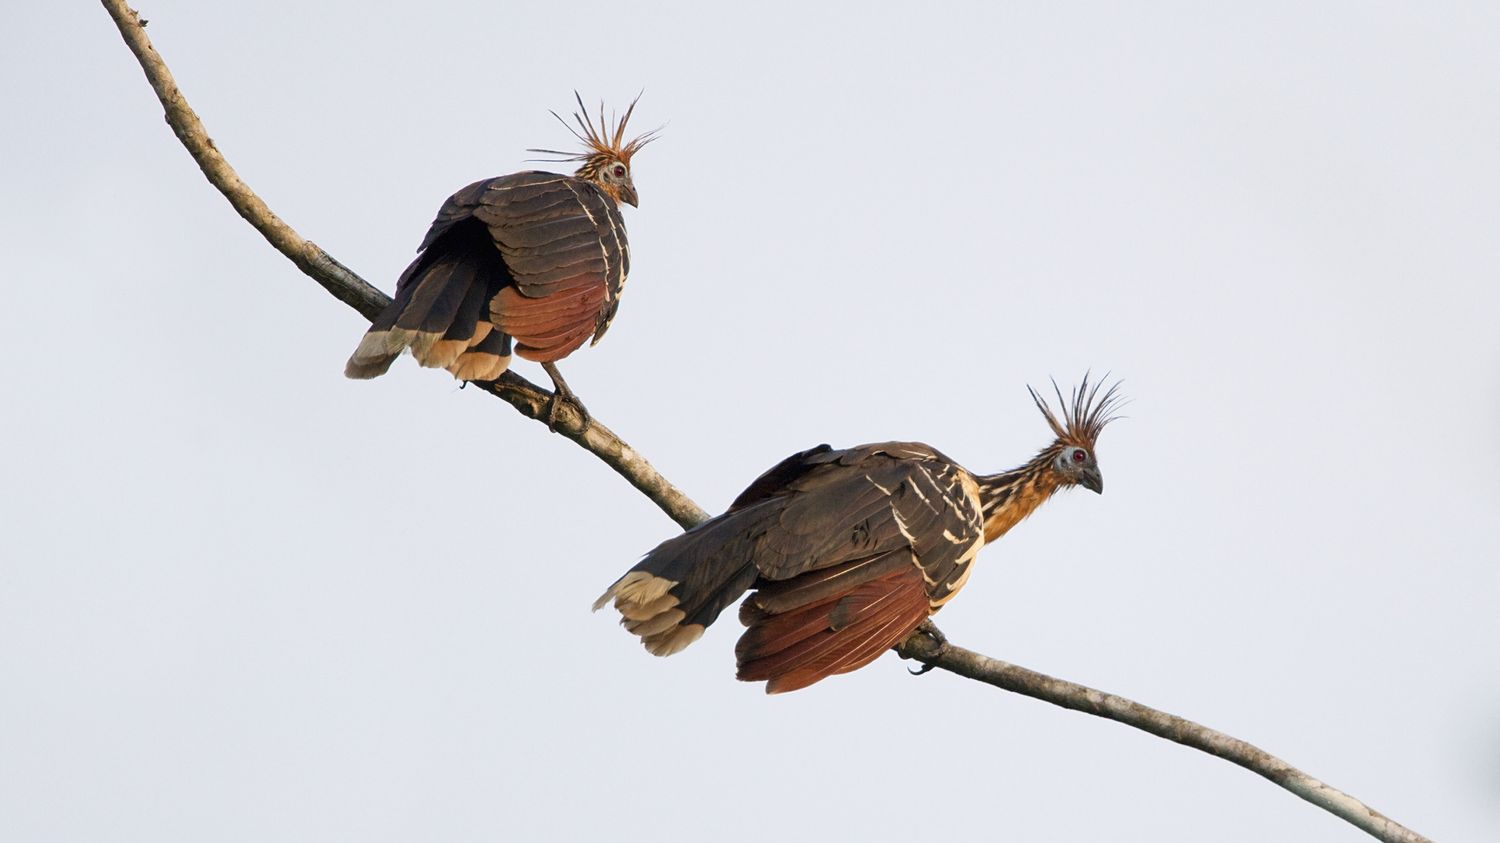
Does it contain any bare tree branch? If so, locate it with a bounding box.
[98,0,707,531]
[895,635,1432,843]
[99,3,1431,841]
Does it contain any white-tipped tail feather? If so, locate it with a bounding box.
[348,321,513,382]
[594,571,706,657]
[446,351,511,382]
[344,328,418,379]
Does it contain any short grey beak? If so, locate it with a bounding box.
[1081,468,1104,495]
[620,185,639,207]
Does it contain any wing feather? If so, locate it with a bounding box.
[469,173,627,303]
[598,441,987,692]
[739,566,930,694]
[731,444,985,692]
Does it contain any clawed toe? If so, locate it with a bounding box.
[544,389,590,431]
[901,619,949,676]
[540,362,590,432]
[914,619,947,648]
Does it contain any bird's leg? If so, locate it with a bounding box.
[541,362,590,431]
[902,619,949,676]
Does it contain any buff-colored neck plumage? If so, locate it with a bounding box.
[974,447,1067,543]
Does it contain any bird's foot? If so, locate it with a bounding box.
[540,362,590,432]
[543,384,590,432]
[900,619,948,676]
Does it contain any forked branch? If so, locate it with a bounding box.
[99,3,1430,841]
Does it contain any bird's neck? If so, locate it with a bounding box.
[974,448,1065,543]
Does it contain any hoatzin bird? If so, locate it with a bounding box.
[344,94,658,425]
[595,377,1124,693]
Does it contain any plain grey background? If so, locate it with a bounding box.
[3,2,1497,840]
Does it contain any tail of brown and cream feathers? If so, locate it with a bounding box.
[593,506,773,657]
[345,221,513,381]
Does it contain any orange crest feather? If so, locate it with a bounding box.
[1028,373,1126,449]
[527,91,660,166]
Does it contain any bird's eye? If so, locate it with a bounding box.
[612,165,626,177]
[1071,449,1087,463]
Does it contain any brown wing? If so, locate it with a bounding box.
[751,443,983,592]
[737,562,930,694]
[726,444,836,511]
[467,173,629,362]
[595,442,986,690]
[731,446,987,690]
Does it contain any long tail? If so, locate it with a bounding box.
[345,221,512,381]
[593,505,775,657]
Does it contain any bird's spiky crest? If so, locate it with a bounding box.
[527,92,660,166]
[1028,373,1126,448]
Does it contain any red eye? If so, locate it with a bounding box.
[1071,449,1087,463]
[613,165,625,177]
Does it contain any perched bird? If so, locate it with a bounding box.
[595,377,1124,693]
[344,94,658,425]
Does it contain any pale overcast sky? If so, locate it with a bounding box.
[3,2,1498,841]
